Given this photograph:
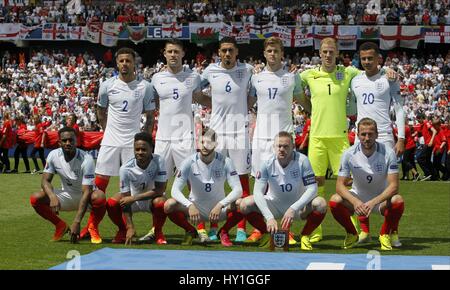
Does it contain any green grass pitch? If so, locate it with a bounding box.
[1,160,449,269]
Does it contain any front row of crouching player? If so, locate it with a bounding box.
[30,118,404,251]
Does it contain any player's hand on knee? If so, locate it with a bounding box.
[188,204,200,225]
[209,204,222,224]
[267,219,278,234]
[70,222,80,244]
[364,201,375,217]
[49,196,60,214]
[281,209,295,230]
[125,227,136,246]
[120,196,135,208]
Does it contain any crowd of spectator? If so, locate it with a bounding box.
[0,45,448,135]
[0,0,449,26]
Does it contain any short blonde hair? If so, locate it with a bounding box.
[264,37,284,52]
[320,37,338,51]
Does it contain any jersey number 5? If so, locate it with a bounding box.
[173,88,179,100]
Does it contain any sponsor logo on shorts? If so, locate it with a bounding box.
[84,174,95,179]
[256,171,261,179]
[177,170,182,178]
[389,164,398,170]
[230,171,238,176]
[158,171,167,175]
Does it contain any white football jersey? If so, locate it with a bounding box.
[171,152,242,209]
[152,69,201,141]
[119,154,167,197]
[250,68,302,139]
[351,72,403,136]
[338,142,399,199]
[44,148,95,195]
[254,152,316,220]
[97,76,155,147]
[200,62,253,134]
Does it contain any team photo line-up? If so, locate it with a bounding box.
[27,36,410,252]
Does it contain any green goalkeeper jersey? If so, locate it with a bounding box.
[299,65,360,138]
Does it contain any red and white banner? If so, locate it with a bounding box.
[42,23,68,40]
[424,26,450,43]
[68,26,86,40]
[272,25,313,47]
[337,26,358,50]
[380,26,422,50]
[162,23,182,38]
[101,22,122,47]
[85,22,101,44]
[126,25,146,44]
[220,23,250,44]
[249,22,274,35]
[20,24,41,39]
[0,23,21,40]
[313,25,357,50]
[85,22,122,46]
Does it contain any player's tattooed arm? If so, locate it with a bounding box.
[298,93,311,114]
[96,106,107,131]
[247,94,257,109]
[143,109,155,136]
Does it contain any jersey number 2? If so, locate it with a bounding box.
[122,100,128,112]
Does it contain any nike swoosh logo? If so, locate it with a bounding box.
[271,174,279,177]
[257,80,263,83]
[353,166,362,169]
[313,76,321,79]
[160,82,167,85]
[212,75,219,78]
[193,173,201,176]
[54,167,61,169]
